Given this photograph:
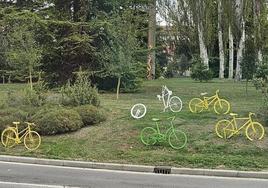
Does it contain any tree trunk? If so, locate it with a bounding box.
[228,25,234,79]
[258,50,263,64]
[235,19,245,81]
[116,76,121,100]
[147,0,156,80]
[218,0,225,79]
[29,68,33,90]
[196,0,209,68]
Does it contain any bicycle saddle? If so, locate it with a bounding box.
[12,122,20,124]
[200,92,208,96]
[230,113,238,116]
[152,118,161,122]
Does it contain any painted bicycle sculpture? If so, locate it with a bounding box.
[131,103,147,119]
[157,85,182,112]
[189,89,230,114]
[215,112,265,141]
[140,116,187,149]
[1,122,41,151]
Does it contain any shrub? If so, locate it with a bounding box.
[74,105,106,126]
[0,108,28,131]
[253,57,268,126]
[32,107,83,135]
[60,70,100,106]
[6,87,46,107]
[191,60,213,82]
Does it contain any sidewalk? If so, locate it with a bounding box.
[0,155,267,179]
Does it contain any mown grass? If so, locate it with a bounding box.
[0,78,267,171]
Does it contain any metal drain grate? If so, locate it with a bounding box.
[154,166,171,174]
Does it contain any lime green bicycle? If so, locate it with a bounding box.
[140,117,187,150]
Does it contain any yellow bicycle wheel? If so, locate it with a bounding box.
[245,122,265,141]
[215,120,234,139]
[189,98,204,113]
[24,131,41,151]
[1,128,16,148]
[214,99,230,115]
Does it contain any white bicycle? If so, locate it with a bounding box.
[131,103,147,119]
[157,85,182,112]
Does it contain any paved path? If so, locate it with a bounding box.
[0,161,267,188]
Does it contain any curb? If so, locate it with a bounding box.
[0,155,267,179]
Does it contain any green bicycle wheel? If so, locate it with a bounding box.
[1,128,16,148]
[245,122,265,141]
[189,98,204,113]
[215,120,234,139]
[24,131,41,151]
[214,99,230,115]
[168,129,187,149]
[140,127,157,146]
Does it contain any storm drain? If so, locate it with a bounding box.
[154,166,171,174]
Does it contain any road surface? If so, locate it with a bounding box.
[0,161,267,188]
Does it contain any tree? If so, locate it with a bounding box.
[147,0,156,80]
[217,0,225,79]
[5,25,42,90]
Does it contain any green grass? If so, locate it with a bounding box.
[0,78,267,171]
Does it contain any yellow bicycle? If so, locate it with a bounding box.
[215,112,265,141]
[1,122,41,151]
[189,89,230,114]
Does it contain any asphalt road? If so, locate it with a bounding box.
[0,161,267,188]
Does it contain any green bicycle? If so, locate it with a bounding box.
[140,117,187,150]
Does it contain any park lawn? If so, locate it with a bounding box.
[0,78,267,171]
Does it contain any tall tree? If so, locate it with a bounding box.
[235,0,245,81]
[196,0,209,68]
[218,0,225,78]
[147,0,156,80]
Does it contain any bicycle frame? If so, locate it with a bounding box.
[158,86,172,108]
[203,91,220,108]
[229,116,252,134]
[12,124,30,143]
[154,117,175,140]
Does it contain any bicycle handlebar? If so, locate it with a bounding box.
[249,112,256,117]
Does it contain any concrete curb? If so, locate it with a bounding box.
[0,155,267,179]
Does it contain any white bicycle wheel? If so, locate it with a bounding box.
[130,103,147,119]
[169,96,183,112]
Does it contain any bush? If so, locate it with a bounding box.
[6,87,46,107]
[32,107,83,135]
[253,58,268,126]
[74,105,106,126]
[0,108,28,132]
[191,60,213,82]
[60,70,100,106]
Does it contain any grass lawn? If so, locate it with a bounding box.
[0,78,267,171]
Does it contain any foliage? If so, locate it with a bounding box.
[0,108,28,132]
[60,69,100,107]
[32,107,83,135]
[74,105,106,126]
[6,86,46,107]
[191,59,213,82]
[253,57,268,126]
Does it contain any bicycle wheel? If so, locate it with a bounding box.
[140,127,157,146]
[189,98,204,113]
[215,120,234,139]
[168,129,187,149]
[24,131,41,151]
[245,122,265,141]
[214,99,230,115]
[131,103,147,119]
[169,96,183,112]
[1,128,16,148]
